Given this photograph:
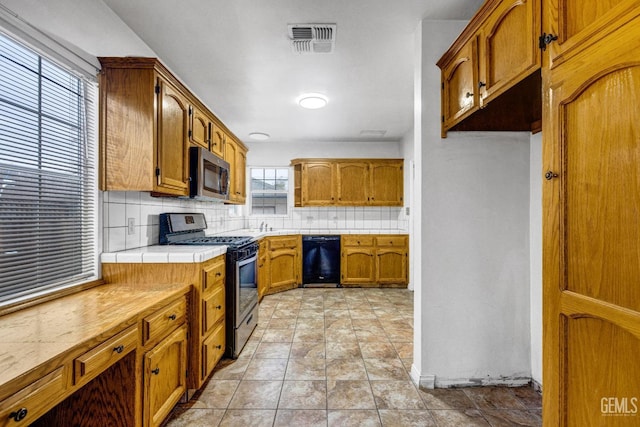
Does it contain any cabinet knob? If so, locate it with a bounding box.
[215,272,222,277]
[9,408,28,422]
[168,314,177,321]
[151,368,160,375]
[215,345,222,350]
[478,81,486,88]
[113,345,124,354]
[544,171,558,180]
[216,305,222,310]
[465,92,473,98]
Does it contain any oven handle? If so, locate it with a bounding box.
[237,253,257,268]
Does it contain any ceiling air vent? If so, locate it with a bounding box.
[288,24,336,54]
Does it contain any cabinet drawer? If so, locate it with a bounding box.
[0,366,65,427]
[202,322,225,379]
[268,236,298,250]
[203,257,225,293]
[202,285,225,335]
[375,236,407,247]
[143,297,187,345]
[342,235,374,247]
[74,325,137,385]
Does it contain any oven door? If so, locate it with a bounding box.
[235,253,257,328]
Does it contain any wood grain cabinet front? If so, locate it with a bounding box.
[0,367,66,427]
[142,297,187,346]
[202,285,225,336]
[341,235,409,287]
[291,159,403,207]
[188,105,210,150]
[73,325,138,386]
[143,325,187,427]
[201,322,225,379]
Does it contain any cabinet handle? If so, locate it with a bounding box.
[465,92,473,98]
[216,305,222,310]
[113,345,124,354]
[151,367,160,375]
[168,314,177,321]
[215,345,222,350]
[9,408,28,422]
[478,81,486,89]
[215,272,222,277]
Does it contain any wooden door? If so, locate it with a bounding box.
[210,124,225,158]
[189,105,209,149]
[302,162,335,205]
[224,138,238,201]
[268,248,298,292]
[336,162,369,205]
[341,247,375,285]
[235,145,247,203]
[144,325,187,427]
[478,0,540,106]
[369,161,403,206]
[542,2,640,425]
[376,249,407,285]
[156,78,189,195]
[257,240,268,301]
[440,37,479,136]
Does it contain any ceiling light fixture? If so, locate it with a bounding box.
[248,132,270,140]
[297,93,328,109]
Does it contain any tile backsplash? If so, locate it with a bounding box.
[102,191,409,253]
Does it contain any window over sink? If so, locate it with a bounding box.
[0,31,98,306]
[249,167,289,216]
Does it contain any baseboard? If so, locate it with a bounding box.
[410,364,435,389]
[409,364,534,389]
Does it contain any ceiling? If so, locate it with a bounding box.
[102,0,482,144]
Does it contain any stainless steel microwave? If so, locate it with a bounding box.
[188,146,230,201]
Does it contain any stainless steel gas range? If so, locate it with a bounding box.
[159,213,258,359]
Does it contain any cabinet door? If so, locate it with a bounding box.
[144,325,187,427]
[542,7,640,425]
[202,321,225,380]
[478,0,540,106]
[189,105,210,149]
[341,247,375,285]
[257,241,268,301]
[543,0,639,69]
[336,162,369,205]
[376,249,407,285]
[210,125,225,158]
[268,249,298,292]
[302,162,335,205]
[369,161,403,206]
[235,146,247,203]
[441,37,479,135]
[156,78,189,195]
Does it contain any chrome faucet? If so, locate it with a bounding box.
[259,222,265,232]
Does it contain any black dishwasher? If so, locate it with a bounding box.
[302,235,341,286]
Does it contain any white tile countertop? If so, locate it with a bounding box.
[101,229,408,264]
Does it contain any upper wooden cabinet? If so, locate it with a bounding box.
[224,135,247,204]
[441,37,479,132]
[437,0,542,137]
[189,105,211,150]
[98,57,246,200]
[477,0,541,106]
[291,158,404,207]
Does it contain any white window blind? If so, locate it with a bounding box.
[0,32,98,304]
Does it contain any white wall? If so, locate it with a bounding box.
[529,132,543,385]
[412,20,532,388]
[245,140,402,166]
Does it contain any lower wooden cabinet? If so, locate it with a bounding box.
[257,235,301,298]
[143,324,187,427]
[202,322,225,378]
[341,235,408,286]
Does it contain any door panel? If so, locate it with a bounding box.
[442,38,478,131]
[542,9,640,425]
[336,162,368,205]
[157,79,188,194]
[565,66,640,311]
[303,162,334,205]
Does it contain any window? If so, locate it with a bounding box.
[0,32,98,305]
[250,168,289,215]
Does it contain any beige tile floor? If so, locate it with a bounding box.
[166,288,542,426]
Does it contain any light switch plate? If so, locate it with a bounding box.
[127,217,135,235]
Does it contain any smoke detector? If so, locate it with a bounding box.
[288,24,336,54]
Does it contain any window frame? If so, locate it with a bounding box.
[248,166,292,217]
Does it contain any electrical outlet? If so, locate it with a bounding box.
[127,218,135,235]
